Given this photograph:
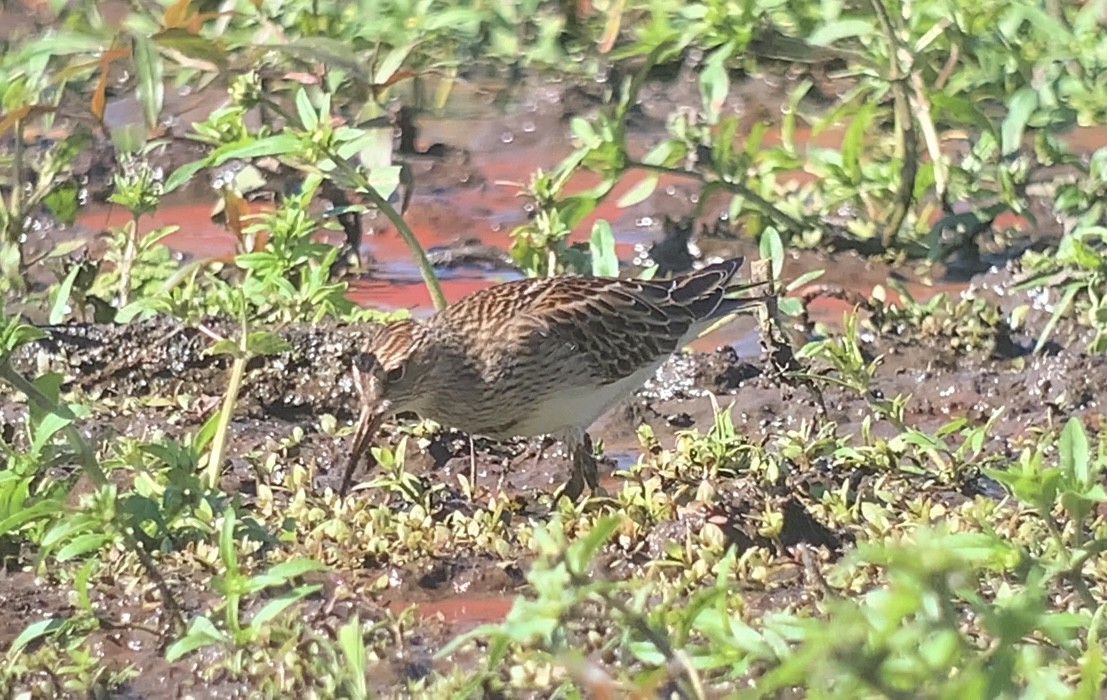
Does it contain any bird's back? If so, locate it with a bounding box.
[423,258,762,437]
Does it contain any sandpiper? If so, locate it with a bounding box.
[339,257,767,500]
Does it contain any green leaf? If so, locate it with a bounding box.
[42,516,92,549]
[345,127,393,169]
[153,29,227,68]
[570,117,600,149]
[0,499,61,537]
[31,409,71,454]
[700,41,735,124]
[132,34,164,130]
[566,515,620,573]
[1001,88,1038,156]
[339,615,368,700]
[270,38,368,77]
[48,265,81,324]
[56,532,113,561]
[641,140,681,167]
[778,296,804,317]
[374,43,414,86]
[295,88,318,131]
[808,18,874,46]
[759,228,785,279]
[9,617,67,656]
[42,239,87,261]
[245,331,291,357]
[247,584,321,634]
[931,93,998,137]
[589,220,619,277]
[784,268,825,292]
[209,134,301,166]
[164,159,206,193]
[16,31,106,59]
[1060,417,1091,486]
[219,506,238,572]
[207,338,241,357]
[841,102,874,183]
[1077,605,1106,695]
[264,557,328,582]
[1034,284,1080,353]
[194,409,222,453]
[43,181,80,225]
[616,175,659,208]
[1074,0,1107,32]
[165,616,228,661]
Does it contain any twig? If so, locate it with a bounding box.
[206,349,248,491]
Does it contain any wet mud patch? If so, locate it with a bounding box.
[2,64,1103,698]
[4,271,1106,696]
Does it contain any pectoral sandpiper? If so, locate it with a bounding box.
[339,257,767,500]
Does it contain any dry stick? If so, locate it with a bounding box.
[0,359,184,635]
[869,0,919,250]
[205,348,249,491]
[910,72,948,202]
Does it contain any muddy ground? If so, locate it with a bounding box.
[2,257,1104,697]
[1,47,1104,696]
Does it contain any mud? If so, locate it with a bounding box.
[6,237,1107,699]
[5,300,1104,697]
[3,42,1106,697]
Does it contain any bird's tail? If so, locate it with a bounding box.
[668,257,770,322]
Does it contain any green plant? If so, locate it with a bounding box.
[166,506,326,663]
[1016,190,1107,353]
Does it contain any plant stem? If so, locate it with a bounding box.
[259,95,447,310]
[119,217,139,307]
[625,159,807,235]
[869,0,918,249]
[206,339,248,491]
[356,182,447,311]
[9,118,23,245]
[572,579,703,700]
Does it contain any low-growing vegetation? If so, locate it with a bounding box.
[1,0,1106,697]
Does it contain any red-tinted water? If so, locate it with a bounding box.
[73,81,1107,346]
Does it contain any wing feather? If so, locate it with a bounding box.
[440,258,763,385]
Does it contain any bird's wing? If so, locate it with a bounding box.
[498,258,761,383]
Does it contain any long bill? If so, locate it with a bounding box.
[338,399,389,497]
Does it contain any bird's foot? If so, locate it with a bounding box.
[557,437,607,502]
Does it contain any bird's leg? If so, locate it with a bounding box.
[579,432,603,495]
[468,434,477,493]
[558,431,603,501]
[530,435,554,474]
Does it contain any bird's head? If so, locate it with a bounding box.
[339,319,432,495]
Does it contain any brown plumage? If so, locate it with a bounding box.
[340,257,767,499]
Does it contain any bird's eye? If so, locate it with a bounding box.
[386,366,405,383]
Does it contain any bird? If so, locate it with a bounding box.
[338,257,767,500]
